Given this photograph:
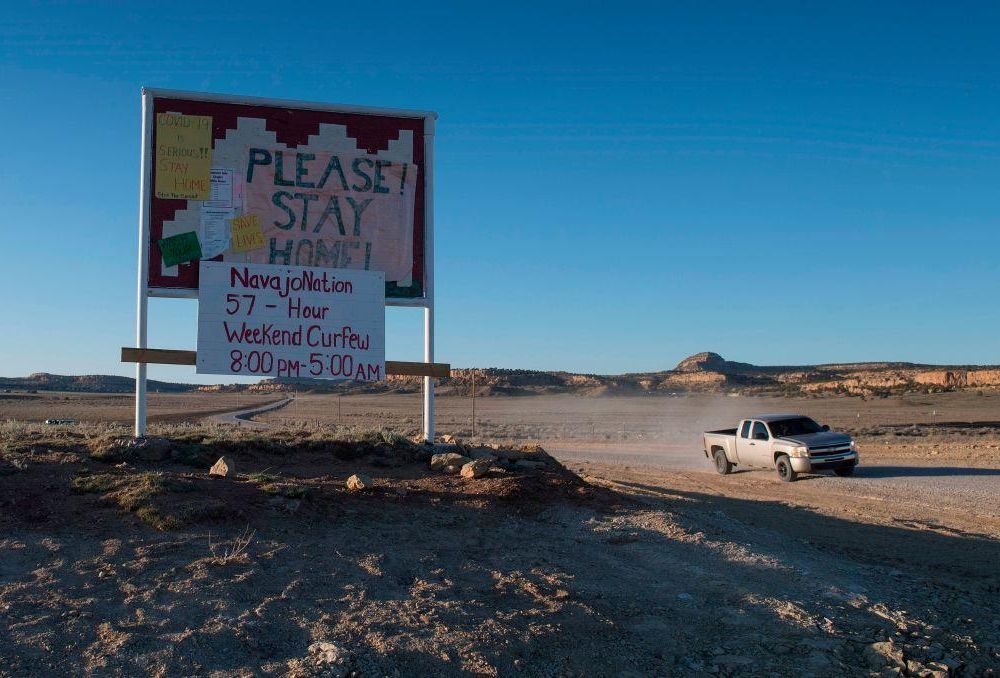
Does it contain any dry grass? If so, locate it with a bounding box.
[71,472,197,530]
[258,481,311,499]
[0,421,447,533]
[78,422,426,466]
[247,471,279,483]
[207,525,256,566]
[0,391,282,424]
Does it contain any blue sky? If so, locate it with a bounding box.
[2,1,999,382]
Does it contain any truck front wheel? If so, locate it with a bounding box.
[713,449,733,475]
[775,455,797,482]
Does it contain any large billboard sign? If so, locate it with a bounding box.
[130,88,440,441]
[196,261,385,380]
[144,91,432,299]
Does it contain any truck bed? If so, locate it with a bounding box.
[706,428,737,436]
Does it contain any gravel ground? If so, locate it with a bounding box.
[0,426,998,676]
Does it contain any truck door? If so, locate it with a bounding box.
[747,421,773,466]
[734,419,754,465]
[736,420,770,467]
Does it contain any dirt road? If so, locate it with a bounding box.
[546,439,1000,527]
[207,397,293,428]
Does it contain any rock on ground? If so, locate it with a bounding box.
[430,452,471,472]
[209,456,234,478]
[864,641,906,670]
[460,458,493,479]
[346,473,373,491]
[305,640,350,676]
[467,447,498,461]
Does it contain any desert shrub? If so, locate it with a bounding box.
[378,429,407,446]
[0,419,31,456]
[80,425,122,450]
[88,439,128,462]
[72,474,119,494]
[260,482,310,499]
[207,526,255,566]
[247,472,279,483]
[170,443,216,468]
[63,422,422,471]
[71,472,196,530]
[0,419,25,446]
[134,506,183,531]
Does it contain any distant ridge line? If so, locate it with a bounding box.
[4,352,1000,397]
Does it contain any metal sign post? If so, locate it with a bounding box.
[134,92,153,437]
[422,115,435,443]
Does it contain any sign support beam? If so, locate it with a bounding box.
[135,89,153,437]
[121,348,451,378]
[422,116,436,443]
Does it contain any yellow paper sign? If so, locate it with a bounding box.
[154,113,213,200]
[229,214,265,253]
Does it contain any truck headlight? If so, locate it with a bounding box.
[789,446,809,458]
[850,440,857,451]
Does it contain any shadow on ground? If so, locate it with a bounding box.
[853,465,1000,479]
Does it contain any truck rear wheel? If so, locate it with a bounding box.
[775,455,797,482]
[713,449,733,475]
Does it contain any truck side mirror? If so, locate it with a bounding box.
[821,424,830,432]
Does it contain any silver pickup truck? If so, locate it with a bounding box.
[703,414,858,482]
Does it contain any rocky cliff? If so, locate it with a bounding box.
[237,352,1000,397]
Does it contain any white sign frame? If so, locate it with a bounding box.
[134,88,437,439]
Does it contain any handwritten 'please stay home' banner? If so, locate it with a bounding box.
[242,149,418,283]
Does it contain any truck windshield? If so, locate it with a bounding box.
[768,417,823,437]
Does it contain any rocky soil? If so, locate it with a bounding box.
[579,461,1000,677]
[0,423,997,675]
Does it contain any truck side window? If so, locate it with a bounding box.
[739,421,752,438]
[752,422,769,441]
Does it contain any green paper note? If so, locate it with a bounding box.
[158,231,203,267]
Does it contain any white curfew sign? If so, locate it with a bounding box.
[197,261,385,380]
